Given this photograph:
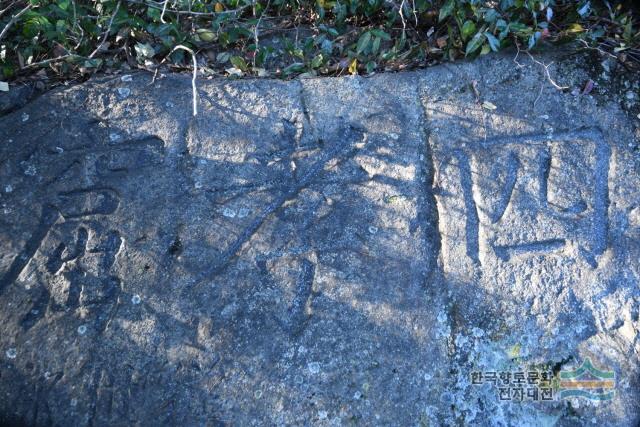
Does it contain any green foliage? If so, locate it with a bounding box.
[0,0,637,80]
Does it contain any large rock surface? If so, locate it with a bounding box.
[0,53,638,426]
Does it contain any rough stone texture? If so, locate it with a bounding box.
[0,52,639,426]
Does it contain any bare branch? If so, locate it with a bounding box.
[253,0,271,67]
[22,54,79,69]
[124,0,250,16]
[0,3,32,43]
[89,0,121,59]
[0,1,18,19]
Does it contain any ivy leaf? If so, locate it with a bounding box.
[439,0,455,22]
[230,55,248,71]
[356,31,372,55]
[216,52,231,63]
[196,28,216,42]
[283,62,305,75]
[461,20,476,40]
[134,42,155,59]
[365,61,376,74]
[485,32,500,51]
[371,36,381,55]
[465,32,485,56]
[370,29,391,41]
[311,53,323,68]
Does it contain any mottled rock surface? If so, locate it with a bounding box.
[0,53,638,426]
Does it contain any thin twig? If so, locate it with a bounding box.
[89,0,121,59]
[513,42,525,68]
[525,50,569,91]
[398,0,407,38]
[160,0,169,23]
[0,3,32,43]
[22,54,79,69]
[253,0,271,67]
[164,45,199,116]
[71,0,85,50]
[0,1,18,19]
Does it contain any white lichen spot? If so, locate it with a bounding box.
[471,327,485,338]
[237,207,250,218]
[368,226,378,234]
[77,325,87,335]
[117,87,131,98]
[131,294,142,305]
[308,361,321,374]
[353,391,362,399]
[5,348,17,359]
[454,334,468,348]
[221,302,238,318]
[24,165,36,176]
[4,184,12,193]
[194,181,203,189]
[165,101,174,108]
[109,133,121,142]
[222,207,236,218]
[21,113,29,122]
[389,132,399,140]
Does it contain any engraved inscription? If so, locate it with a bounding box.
[445,129,609,266]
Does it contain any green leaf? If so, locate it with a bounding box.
[370,29,391,41]
[230,55,248,71]
[311,53,323,68]
[319,24,339,36]
[23,15,51,38]
[356,31,372,55]
[134,42,155,59]
[439,0,455,22]
[465,32,485,56]
[485,32,500,51]
[216,52,231,63]
[83,58,103,68]
[372,36,381,54]
[283,62,305,75]
[461,20,476,40]
[196,28,216,42]
[365,61,376,74]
